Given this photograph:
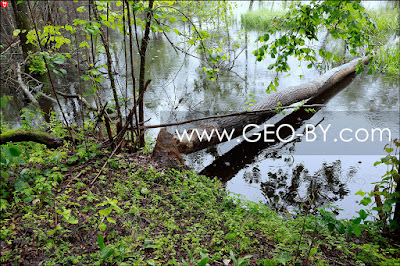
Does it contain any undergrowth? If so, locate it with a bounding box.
[1,135,399,265]
[0,110,399,265]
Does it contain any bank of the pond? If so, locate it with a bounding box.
[1,140,399,265]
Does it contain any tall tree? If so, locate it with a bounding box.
[137,0,154,147]
[11,0,36,60]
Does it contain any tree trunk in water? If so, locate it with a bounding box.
[11,0,36,60]
[0,130,66,148]
[154,56,369,155]
[138,0,154,147]
[90,0,122,129]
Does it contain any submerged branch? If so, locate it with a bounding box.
[16,63,39,106]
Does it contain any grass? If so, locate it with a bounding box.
[376,40,400,76]
[366,6,399,76]
[1,134,400,265]
[366,6,399,45]
[241,9,287,31]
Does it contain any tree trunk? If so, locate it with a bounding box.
[0,130,65,148]
[11,0,36,60]
[90,0,122,128]
[138,0,154,147]
[154,56,369,155]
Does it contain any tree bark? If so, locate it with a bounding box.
[0,130,65,148]
[155,56,369,155]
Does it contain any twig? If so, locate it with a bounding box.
[54,200,57,229]
[55,90,97,111]
[130,104,326,131]
[1,38,20,55]
[90,141,123,185]
[66,170,84,186]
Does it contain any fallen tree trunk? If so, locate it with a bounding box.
[155,56,369,155]
[0,130,65,148]
[200,72,357,181]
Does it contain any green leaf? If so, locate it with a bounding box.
[47,229,57,235]
[1,171,9,180]
[198,257,210,266]
[99,223,107,231]
[13,29,21,36]
[141,187,150,195]
[79,41,89,48]
[352,217,362,225]
[358,209,368,220]
[77,6,86,13]
[383,202,392,212]
[224,232,236,240]
[360,197,372,206]
[169,16,176,23]
[355,190,365,196]
[9,147,21,157]
[97,233,104,250]
[307,63,313,69]
[53,57,65,65]
[1,95,9,108]
[99,208,112,217]
[100,247,114,260]
[107,217,116,224]
[309,247,317,257]
[66,216,78,224]
[335,222,345,234]
[47,224,61,235]
[352,224,362,237]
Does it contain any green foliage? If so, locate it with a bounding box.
[28,52,67,76]
[0,95,12,110]
[318,205,368,238]
[230,250,252,266]
[28,53,46,75]
[366,6,399,46]
[25,25,71,50]
[96,197,122,231]
[254,0,377,93]
[356,139,400,230]
[1,148,400,264]
[376,43,400,75]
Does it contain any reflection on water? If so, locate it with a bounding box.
[259,160,351,214]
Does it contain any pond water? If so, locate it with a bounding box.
[3,1,399,218]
